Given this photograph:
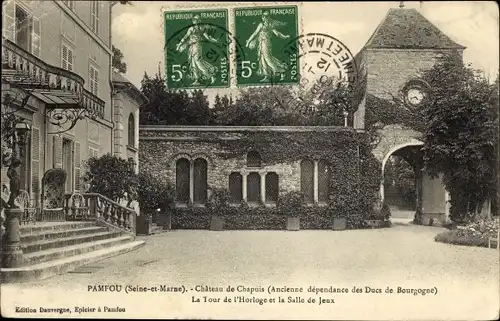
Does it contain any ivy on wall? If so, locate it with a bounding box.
[142,129,384,229]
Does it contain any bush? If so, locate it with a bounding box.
[435,217,499,248]
[137,172,175,214]
[83,154,138,202]
[435,230,489,248]
[206,188,232,217]
[277,191,305,217]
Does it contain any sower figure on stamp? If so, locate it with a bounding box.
[245,11,290,82]
[175,15,219,86]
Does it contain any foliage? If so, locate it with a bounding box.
[384,156,416,208]
[137,171,175,214]
[139,72,212,125]
[434,230,490,248]
[83,154,138,202]
[112,45,127,74]
[211,79,360,126]
[276,191,305,217]
[435,216,499,248]
[206,187,232,217]
[420,55,498,222]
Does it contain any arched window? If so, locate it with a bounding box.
[193,158,208,204]
[318,160,329,203]
[265,172,279,204]
[176,158,190,204]
[128,113,135,147]
[301,160,314,204]
[247,151,262,167]
[247,172,261,203]
[229,172,243,203]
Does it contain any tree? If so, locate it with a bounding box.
[112,45,127,74]
[137,172,175,214]
[83,154,138,202]
[421,54,498,222]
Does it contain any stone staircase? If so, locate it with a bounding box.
[1,221,145,283]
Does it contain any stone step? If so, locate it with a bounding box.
[20,221,96,235]
[21,226,109,243]
[23,235,135,266]
[1,240,146,283]
[22,230,123,254]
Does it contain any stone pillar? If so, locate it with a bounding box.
[113,97,124,158]
[2,208,24,268]
[260,172,266,204]
[242,173,247,202]
[313,161,319,203]
[189,162,194,206]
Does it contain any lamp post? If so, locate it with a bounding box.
[2,121,31,268]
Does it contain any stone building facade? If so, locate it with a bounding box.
[1,0,143,204]
[140,126,357,210]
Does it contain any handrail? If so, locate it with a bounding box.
[81,193,136,214]
[79,193,137,235]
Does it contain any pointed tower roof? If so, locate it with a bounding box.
[364,8,465,49]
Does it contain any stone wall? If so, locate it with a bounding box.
[139,126,358,197]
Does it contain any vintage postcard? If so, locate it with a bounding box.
[1,1,499,320]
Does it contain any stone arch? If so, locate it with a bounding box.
[379,141,423,204]
[191,152,215,170]
[373,125,424,205]
[169,153,192,169]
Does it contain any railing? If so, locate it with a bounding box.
[1,191,137,268]
[76,193,137,235]
[2,38,105,119]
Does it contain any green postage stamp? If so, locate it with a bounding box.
[234,6,299,86]
[164,9,230,89]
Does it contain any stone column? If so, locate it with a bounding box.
[2,208,24,268]
[313,161,319,204]
[242,173,248,202]
[260,172,266,204]
[189,162,194,206]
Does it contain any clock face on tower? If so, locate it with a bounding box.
[403,80,430,107]
[407,88,425,106]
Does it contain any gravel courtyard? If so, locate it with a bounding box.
[2,223,499,320]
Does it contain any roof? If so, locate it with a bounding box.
[364,8,465,49]
[112,71,148,105]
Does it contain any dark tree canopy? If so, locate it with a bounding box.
[420,54,498,222]
[139,72,211,125]
[112,45,127,74]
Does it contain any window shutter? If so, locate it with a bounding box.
[31,127,40,205]
[68,48,73,71]
[74,141,81,192]
[31,16,41,57]
[62,45,68,70]
[53,135,63,168]
[3,0,16,42]
[94,69,99,94]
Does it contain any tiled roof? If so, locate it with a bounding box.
[364,8,465,49]
[112,71,131,84]
[112,71,148,105]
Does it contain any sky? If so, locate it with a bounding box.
[111,1,499,101]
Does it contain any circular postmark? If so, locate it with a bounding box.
[261,33,361,121]
[281,33,359,88]
[164,22,246,90]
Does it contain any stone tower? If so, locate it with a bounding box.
[353,7,466,225]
